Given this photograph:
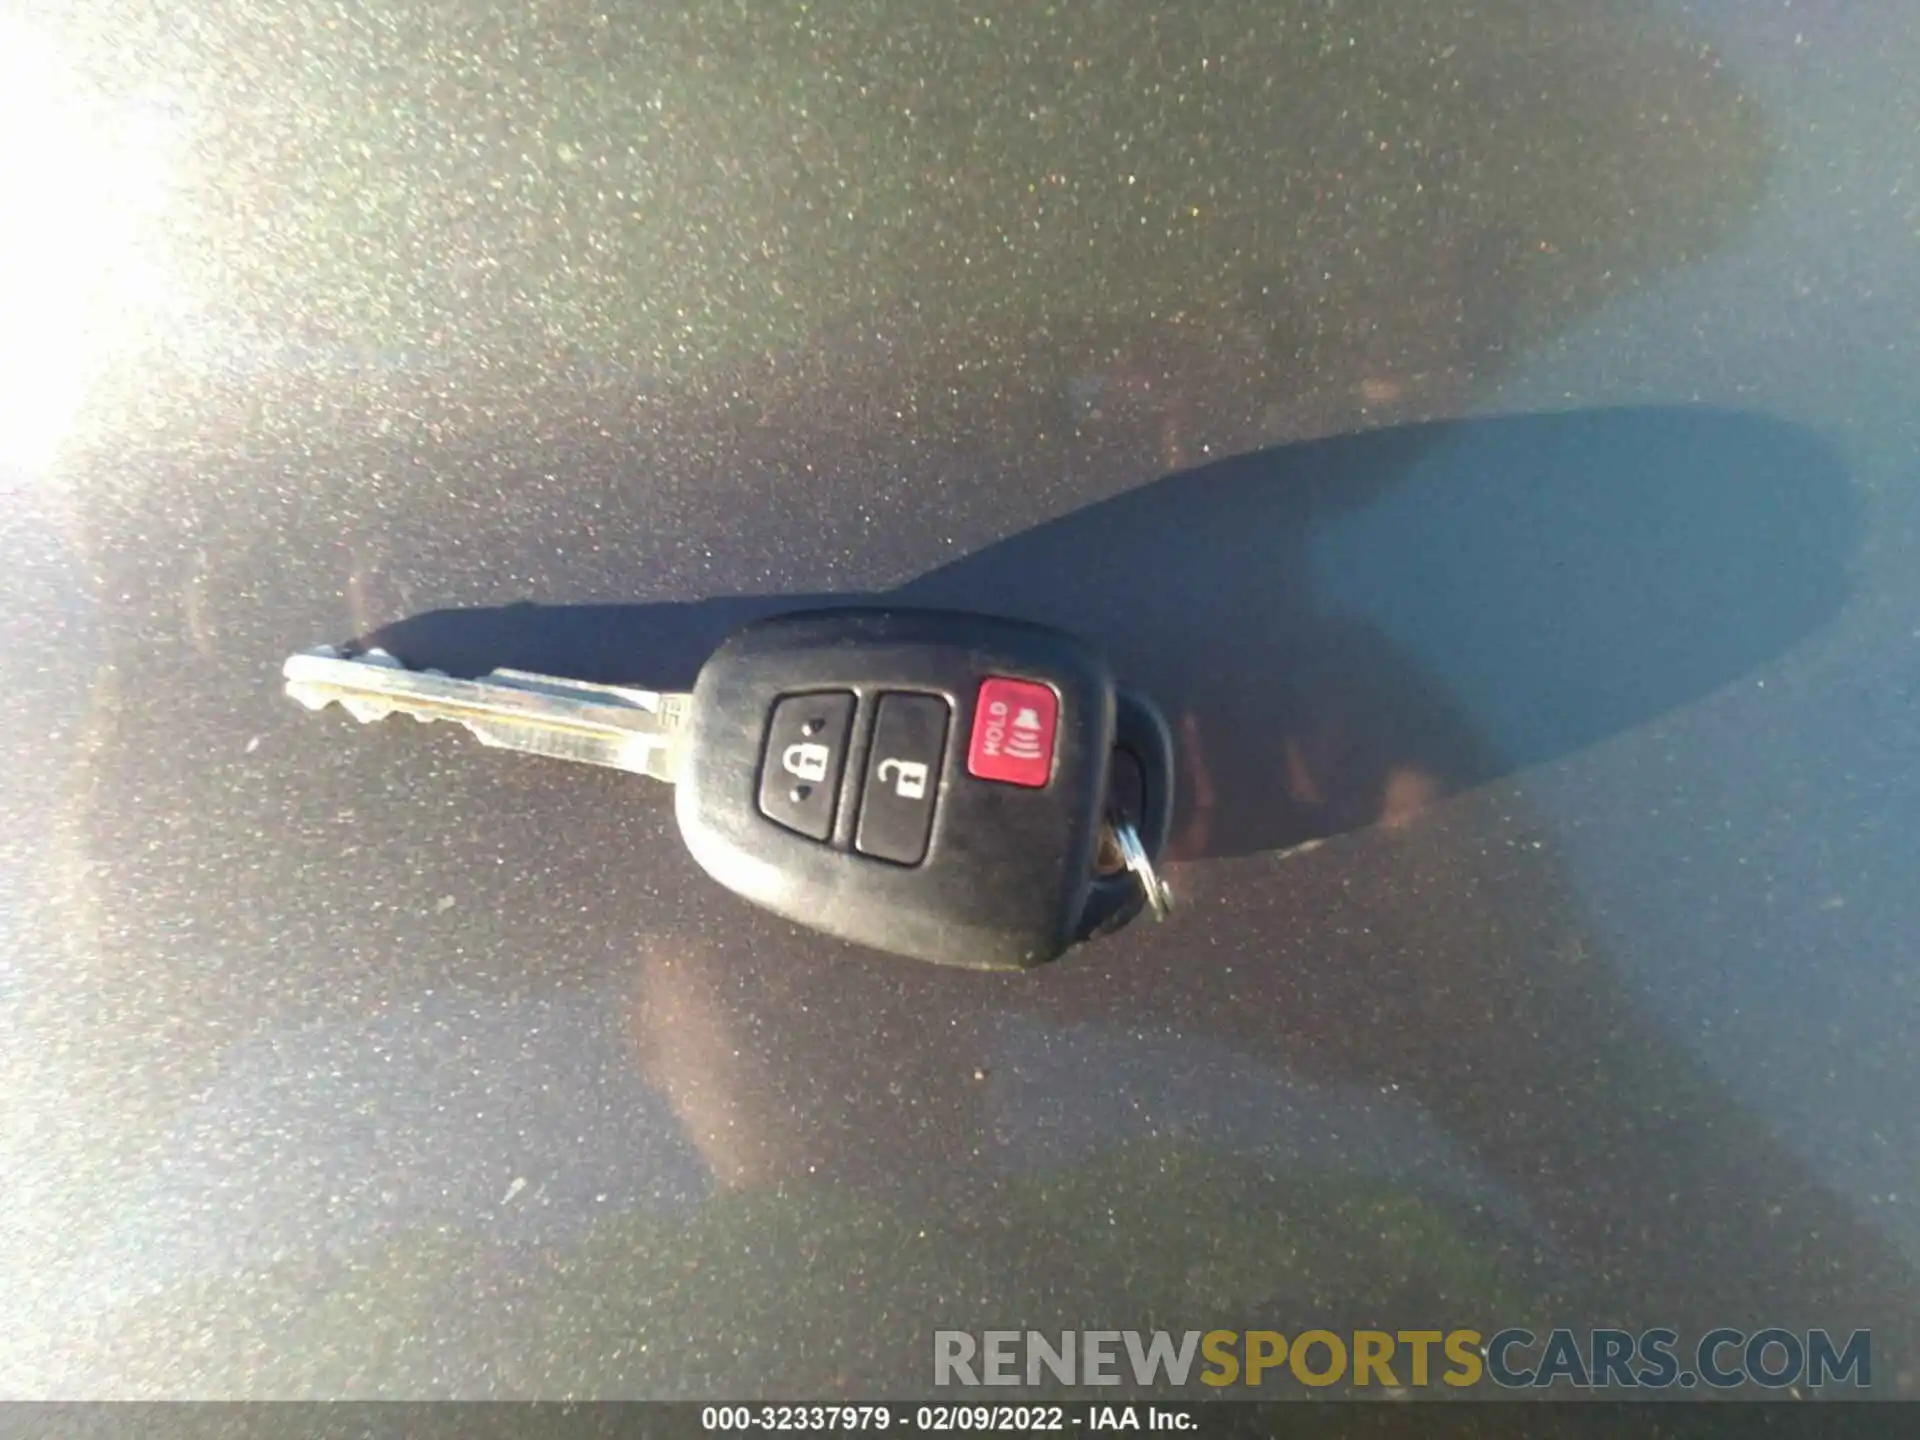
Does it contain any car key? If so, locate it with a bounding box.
[283,607,1174,970]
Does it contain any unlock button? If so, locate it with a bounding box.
[758,692,855,841]
[856,694,951,865]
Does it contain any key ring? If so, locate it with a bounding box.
[1108,817,1174,921]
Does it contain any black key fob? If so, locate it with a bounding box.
[675,608,1174,970]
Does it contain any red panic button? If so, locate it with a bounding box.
[967,677,1058,787]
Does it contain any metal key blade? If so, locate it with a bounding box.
[283,647,688,783]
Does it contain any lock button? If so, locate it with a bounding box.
[855,693,950,865]
[758,691,855,840]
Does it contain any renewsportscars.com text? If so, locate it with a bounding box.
[933,1328,1872,1391]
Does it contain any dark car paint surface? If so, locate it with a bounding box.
[1,0,1916,1398]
